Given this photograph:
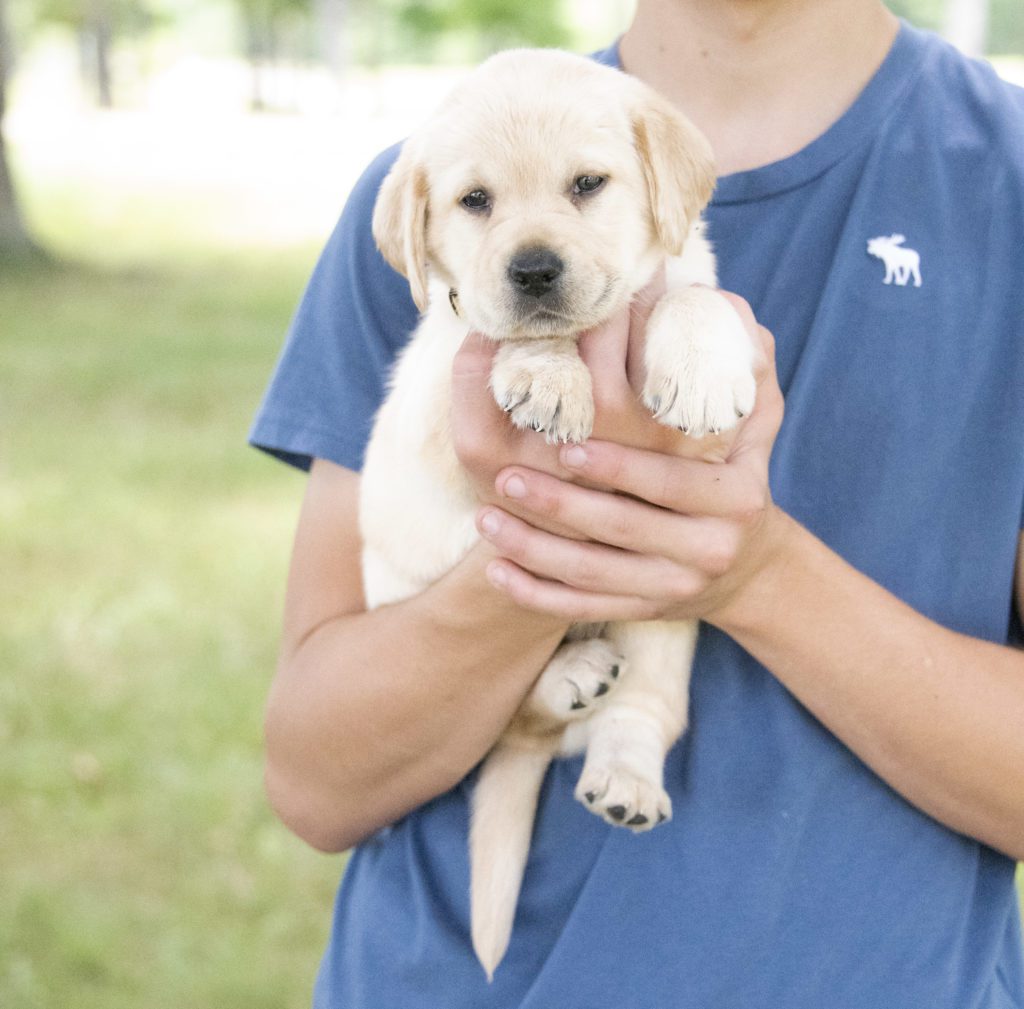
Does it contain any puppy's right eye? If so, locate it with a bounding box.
[460,190,491,212]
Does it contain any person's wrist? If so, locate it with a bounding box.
[703,504,800,637]
[419,540,569,640]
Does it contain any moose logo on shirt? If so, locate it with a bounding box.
[866,234,923,287]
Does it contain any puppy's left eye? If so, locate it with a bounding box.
[461,190,491,211]
[573,175,606,196]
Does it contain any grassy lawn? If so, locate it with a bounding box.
[1,168,342,1008]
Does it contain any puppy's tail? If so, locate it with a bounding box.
[470,741,553,981]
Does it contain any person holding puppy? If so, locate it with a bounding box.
[251,0,1024,1006]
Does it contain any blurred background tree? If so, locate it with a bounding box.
[347,0,570,68]
[888,0,1023,53]
[0,0,37,259]
[393,0,570,58]
[31,0,161,106]
[229,0,312,109]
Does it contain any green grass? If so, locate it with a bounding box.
[1,177,344,1008]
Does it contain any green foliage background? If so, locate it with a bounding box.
[0,182,338,1006]
[888,0,1024,52]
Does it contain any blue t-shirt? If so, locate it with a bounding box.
[251,22,1024,1009]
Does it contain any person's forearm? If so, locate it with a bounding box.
[712,510,1024,859]
[264,545,567,853]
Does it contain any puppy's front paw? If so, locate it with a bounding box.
[575,763,672,832]
[490,341,594,444]
[642,289,757,438]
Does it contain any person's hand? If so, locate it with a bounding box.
[450,271,670,538]
[451,285,785,625]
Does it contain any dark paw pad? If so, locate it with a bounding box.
[606,805,627,822]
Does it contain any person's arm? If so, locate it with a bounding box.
[714,520,1024,860]
[466,294,1024,860]
[263,459,568,853]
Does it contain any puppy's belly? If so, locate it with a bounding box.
[361,492,478,609]
[360,397,479,608]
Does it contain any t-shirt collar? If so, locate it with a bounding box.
[593,19,931,205]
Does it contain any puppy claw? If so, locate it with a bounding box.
[500,393,528,413]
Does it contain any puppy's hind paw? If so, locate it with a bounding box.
[575,765,672,833]
[524,638,625,723]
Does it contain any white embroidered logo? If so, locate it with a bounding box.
[866,234,922,287]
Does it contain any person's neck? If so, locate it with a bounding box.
[619,0,899,174]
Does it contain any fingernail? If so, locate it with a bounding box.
[487,563,509,588]
[502,475,527,499]
[479,510,501,536]
[562,445,587,468]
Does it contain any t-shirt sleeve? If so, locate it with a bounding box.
[248,143,419,473]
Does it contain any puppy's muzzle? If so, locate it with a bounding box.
[507,247,564,300]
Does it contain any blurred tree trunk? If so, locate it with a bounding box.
[93,5,114,108]
[78,2,115,108]
[315,0,347,90]
[944,0,989,56]
[245,10,279,111]
[0,0,42,261]
[245,11,265,111]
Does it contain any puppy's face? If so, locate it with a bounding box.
[374,50,715,340]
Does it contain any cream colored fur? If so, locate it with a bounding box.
[359,49,757,980]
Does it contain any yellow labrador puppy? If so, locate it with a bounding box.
[362,49,757,979]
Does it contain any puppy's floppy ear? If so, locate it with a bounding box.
[632,91,716,256]
[372,141,430,311]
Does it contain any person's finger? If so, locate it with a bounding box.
[658,289,782,469]
[556,440,768,518]
[490,465,744,560]
[485,559,666,623]
[713,290,777,387]
[579,267,669,420]
[577,304,635,418]
[450,331,506,468]
[476,506,703,599]
[626,266,668,387]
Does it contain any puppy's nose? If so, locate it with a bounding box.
[507,248,564,298]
